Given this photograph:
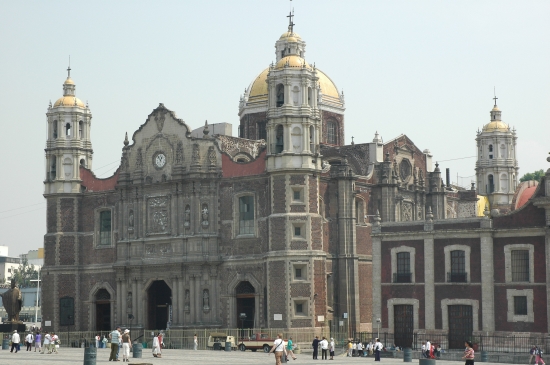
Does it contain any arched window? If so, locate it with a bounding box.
[309,126,315,152]
[275,125,284,153]
[79,121,83,138]
[50,158,56,181]
[53,121,58,139]
[327,121,337,145]
[488,145,493,152]
[80,159,86,167]
[276,84,284,107]
[308,87,313,106]
[65,123,71,137]
[500,173,508,192]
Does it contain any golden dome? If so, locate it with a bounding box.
[64,78,75,85]
[279,31,301,40]
[275,55,310,70]
[54,96,85,108]
[247,64,341,103]
[482,121,509,132]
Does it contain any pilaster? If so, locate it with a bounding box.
[480,231,495,331]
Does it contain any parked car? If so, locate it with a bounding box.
[238,333,277,353]
[207,332,236,350]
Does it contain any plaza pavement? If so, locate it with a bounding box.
[0,347,508,365]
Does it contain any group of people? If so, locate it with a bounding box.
[107,326,132,362]
[311,336,334,360]
[421,339,442,359]
[268,333,298,365]
[9,330,59,354]
[530,345,546,365]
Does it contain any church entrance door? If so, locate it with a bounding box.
[94,289,111,331]
[147,280,172,330]
[236,281,255,331]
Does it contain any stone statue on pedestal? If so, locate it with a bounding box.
[0,279,23,322]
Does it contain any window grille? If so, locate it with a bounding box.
[99,211,112,245]
[258,122,267,141]
[514,296,528,315]
[327,122,337,145]
[394,252,411,283]
[239,196,254,235]
[511,250,529,282]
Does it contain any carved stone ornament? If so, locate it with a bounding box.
[184,205,191,228]
[400,158,412,181]
[201,204,209,227]
[147,196,171,235]
[402,201,413,222]
[184,290,190,311]
[136,148,143,169]
[192,144,200,165]
[176,141,184,165]
[153,104,168,132]
[128,209,134,228]
[208,146,216,166]
[145,244,155,255]
[321,160,331,173]
[203,289,210,310]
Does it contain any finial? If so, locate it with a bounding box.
[426,206,433,221]
[286,7,295,33]
[48,100,52,108]
[124,132,129,146]
[67,56,71,78]
[483,203,490,218]
[203,120,210,137]
[493,87,498,107]
[86,100,89,108]
[351,136,355,145]
[547,152,550,164]
[373,210,381,227]
[471,182,475,191]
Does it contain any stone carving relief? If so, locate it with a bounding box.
[402,201,413,221]
[417,205,423,220]
[153,106,168,132]
[192,144,200,165]
[136,148,143,169]
[447,202,457,218]
[208,146,216,166]
[145,244,155,255]
[128,209,134,229]
[184,290,190,311]
[175,142,184,165]
[321,160,331,173]
[203,289,210,310]
[147,196,170,235]
[184,205,191,228]
[201,204,209,227]
[127,291,132,309]
[159,243,171,254]
[216,135,266,160]
[400,158,412,181]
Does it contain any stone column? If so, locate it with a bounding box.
[480,231,495,331]
[132,279,138,323]
[178,277,184,326]
[372,235,382,328]
[424,236,435,330]
[121,279,127,323]
[190,274,196,324]
[195,274,202,323]
[136,279,143,327]
[116,279,122,325]
[172,277,178,324]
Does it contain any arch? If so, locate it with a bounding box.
[79,120,84,138]
[146,279,172,330]
[487,174,494,193]
[500,173,508,192]
[65,122,71,137]
[309,126,315,153]
[291,126,302,153]
[53,121,58,139]
[355,196,366,225]
[308,87,313,106]
[227,273,263,328]
[80,158,86,167]
[257,121,267,141]
[292,85,300,105]
[488,144,493,152]
[326,119,337,145]
[276,84,284,107]
[88,282,116,331]
[50,158,57,181]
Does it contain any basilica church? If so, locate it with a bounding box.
[42,15,481,333]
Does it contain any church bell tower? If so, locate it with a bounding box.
[44,67,93,194]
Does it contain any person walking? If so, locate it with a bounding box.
[269,333,286,365]
[320,336,329,360]
[535,345,546,365]
[25,332,34,351]
[193,333,198,350]
[374,338,383,362]
[51,332,59,353]
[95,334,101,348]
[530,346,537,365]
[108,327,120,361]
[462,341,475,365]
[425,339,431,358]
[312,336,320,360]
[347,341,352,357]
[34,332,42,352]
[121,329,131,362]
[42,331,51,354]
[116,328,122,360]
[10,330,20,353]
[152,332,162,358]
[329,338,335,360]
[286,336,297,360]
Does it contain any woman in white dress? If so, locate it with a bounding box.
[152,332,162,358]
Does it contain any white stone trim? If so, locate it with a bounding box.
[444,245,471,283]
[441,298,479,331]
[504,244,534,283]
[387,298,419,332]
[391,246,416,283]
[506,289,534,322]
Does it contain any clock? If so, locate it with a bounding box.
[154,153,166,168]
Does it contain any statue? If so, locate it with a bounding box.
[0,279,23,322]
[203,289,210,310]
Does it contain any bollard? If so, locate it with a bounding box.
[83,346,97,365]
[481,350,488,362]
[419,359,436,365]
[225,341,231,352]
[132,343,143,358]
[403,348,412,362]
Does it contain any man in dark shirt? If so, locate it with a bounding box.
[312,336,320,360]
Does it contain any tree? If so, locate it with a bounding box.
[9,258,39,288]
[519,169,545,183]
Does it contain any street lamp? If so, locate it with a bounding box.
[239,313,247,340]
[30,269,41,324]
[376,318,381,339]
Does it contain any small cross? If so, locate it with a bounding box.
[67,65,71,78]
[493,95,498,106]
[287,9,295,33]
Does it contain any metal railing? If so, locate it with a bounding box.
[447,272,468,283]
[393,273,412,283]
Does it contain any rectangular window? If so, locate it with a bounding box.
[448,250,467,282]
[239,196,254,235]
[514,296,528,315]
[511,250,530,282]
[296,303,303,314]
[394,252,411,283]
[293,190,301,201]
[294,226,301,236]
[99,210,112,246]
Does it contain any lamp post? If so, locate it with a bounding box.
[376,318,381,339]
[239,313,247,341]
[30,269,41,324]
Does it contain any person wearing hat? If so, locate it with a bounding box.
[121,329,131,362]
[10,330,20,353]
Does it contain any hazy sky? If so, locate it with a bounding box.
[0,1,548,257]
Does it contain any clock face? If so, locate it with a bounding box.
[155,153,166,168]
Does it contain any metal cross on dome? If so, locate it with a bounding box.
[287,9,295,33]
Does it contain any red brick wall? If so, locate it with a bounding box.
[433,238,481,283]
[59,236,75,265]
[493,203,546,229]
[273,176,286,213]
[44,236,56,266]
[382,285,425,329]
[47,198,57,233]
[494,285,548,332]
[221,151,266,178]
[356,225,372,255]
[60,198,75,232]
[434,286,482,330]
[309,177,319,214]
[493,236,546,283]
[80,166,119,192]
[271,217,286,251]
[381,240,424,283]
[314,260,327,327]
[359,263,372,323]
[268,261,286,324]
[311,216,323,250]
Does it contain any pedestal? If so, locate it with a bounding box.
[0,322,26,334]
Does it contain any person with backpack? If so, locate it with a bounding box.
[535,345,546,365]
